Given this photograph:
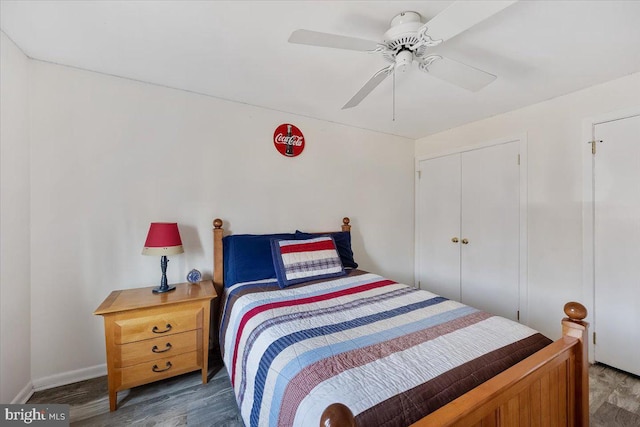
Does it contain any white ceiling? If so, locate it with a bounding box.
[2,0,640,139]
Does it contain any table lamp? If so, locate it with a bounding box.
[142,222,184,293]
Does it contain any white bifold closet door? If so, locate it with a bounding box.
[594,114,640,376]
[417,141,520,320]
[417,154,462,301]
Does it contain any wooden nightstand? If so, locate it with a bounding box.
[94,280,216,411]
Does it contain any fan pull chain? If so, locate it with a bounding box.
[392,71,396,121]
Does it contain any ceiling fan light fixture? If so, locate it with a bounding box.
[395,50,413,73]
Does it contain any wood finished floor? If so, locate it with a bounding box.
[28,358,640,426]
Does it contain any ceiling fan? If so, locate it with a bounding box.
[288,1,516,109]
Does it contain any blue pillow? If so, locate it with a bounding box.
[223,233,297,287]
[271,236,346,288]
[295,230,358,269]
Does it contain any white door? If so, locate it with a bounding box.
[594,114,640,376]
[416,141,521,320]
[416,154,461,301]
[460,142,520,320]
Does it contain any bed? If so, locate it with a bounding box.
[211,218,589,427]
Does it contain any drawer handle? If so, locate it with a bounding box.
[152,324,172,334]
[152,343,172,353]
[152,361,172,373]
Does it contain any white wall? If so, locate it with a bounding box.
[0,31,32,402]
[415,71,640,341]
[27,60,415,383]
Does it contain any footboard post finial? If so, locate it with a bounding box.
[320,403,356,427]
[342,217,351,232]
[562,301,589,427]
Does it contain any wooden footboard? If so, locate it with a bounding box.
[321,302,589,427]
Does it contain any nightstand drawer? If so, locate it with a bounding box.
[118,351,201,390]
[115,330,200,368]
[112,305,203,344]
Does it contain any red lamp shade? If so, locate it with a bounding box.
[142,222,184,256]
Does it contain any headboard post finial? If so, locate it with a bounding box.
[213,218,223,229]
[342,217,351,232]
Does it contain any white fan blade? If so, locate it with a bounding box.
[424,1,517,42]
[422,56,496,92]
[288,29,379,51]
[342,66,393,109]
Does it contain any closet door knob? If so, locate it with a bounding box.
[451,237,459,243]
[462,238,469,245]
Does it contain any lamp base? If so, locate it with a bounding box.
[152,284,176,294]
[152,255,176,294]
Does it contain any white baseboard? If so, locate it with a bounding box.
[32,364,107,392]
[11,381,34,404]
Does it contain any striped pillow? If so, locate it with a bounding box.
[271,236,346,288]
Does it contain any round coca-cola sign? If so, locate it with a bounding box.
[273,123,305,157]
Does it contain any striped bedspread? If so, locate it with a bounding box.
[220,270,551,427]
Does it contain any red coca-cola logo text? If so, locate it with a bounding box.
[273,123,305,157]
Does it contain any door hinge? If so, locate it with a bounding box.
[417,280,421,289]
[517,154,520,165]
[417,170,421,179]
[517,310,520,321]
[593,332,596,345]
[588,139,603,155]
